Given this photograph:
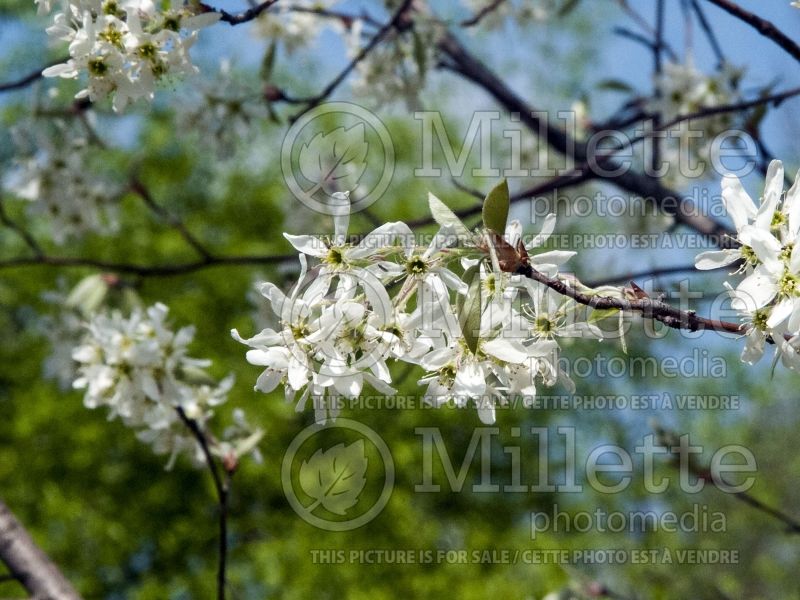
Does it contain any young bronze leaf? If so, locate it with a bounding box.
[457,264,483,355]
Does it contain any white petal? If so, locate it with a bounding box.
[767,298,794,329]
[255,369,283,393]
[454,362,485,398]
[694,249,738,270]
[283,234,327,257]
[732,271,778,310]
[482,338,528,363]
[531,250,576,267]
[527,214,556,249]
[721,174,756,231]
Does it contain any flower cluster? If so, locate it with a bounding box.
[253,0,343,53]
[235,190,604,424]
[695,160,800,367]
[460,0,555,27]
[5,123,120,243]
[346,16,439,109]
[40,0,220,111]
[73,303,262,468]
[647,59,744,187]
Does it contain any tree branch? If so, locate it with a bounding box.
[129,178,213,260]
[175,408,231,600]
[437,31,734,246]
[704,0,800,63]
[289,0,415,120]
[0,253,296,277]
[202,0,280,25]
[0,498,82,600]
[515,263,745,337]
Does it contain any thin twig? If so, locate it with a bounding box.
[0,253,295,276]
[0,200,43,257]
[515,263,745,337]
[0,58,69,94]
[203,0,280,25]
[289,0,415,120]
[652,0,665,176]
[460,0,508,27]
[175,408,230,600]
[129,179,213,260]
[704,0,800,63]
[691,0,726,68]
[612,27,678,61]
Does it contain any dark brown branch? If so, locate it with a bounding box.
[656,426,800,535]
[0,498,82,600]
[437,31,734,246]
[289,0,415,120]
[0,253,295,277]
[203,0,280,25]
[515,263,745,337]
[691,0,725,68]
[0,58,69,94]
[652,0,665,175]
[612,27,678,61]
[460,0,508,27]
[175,408,230,600]
[704,0,800,63]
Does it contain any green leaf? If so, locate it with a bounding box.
[482,179,510,235]
[457,264,483,355]
[595,79,635,94]
[260,41,277,82]
[428,192,472,238]
[299,440,368,516]
[588,307,620,324]
[558,0,582,17]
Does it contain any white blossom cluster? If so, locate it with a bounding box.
[39,0,220,111]
[4,123,120,244]
[648,59,744,186]
[253,0,343,53]
[460,0,555,26]
[73,302,262,468]
[234,191,604,425]
[695,160,800,368]
[346,16,439,109]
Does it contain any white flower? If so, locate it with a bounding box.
[41,1,220,111]
[234,255,397,424]
[697,160,800,367]
[4,124,120,243]
[73,303,240,468]
[695,161,787,271]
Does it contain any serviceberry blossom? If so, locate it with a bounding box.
[647,59,744,186]
[695,160,800,366]
[5,124,120,243]
[236,187,602,424]
[253,0,343,53]
[73,303,262,468]
[40,0,220,111]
